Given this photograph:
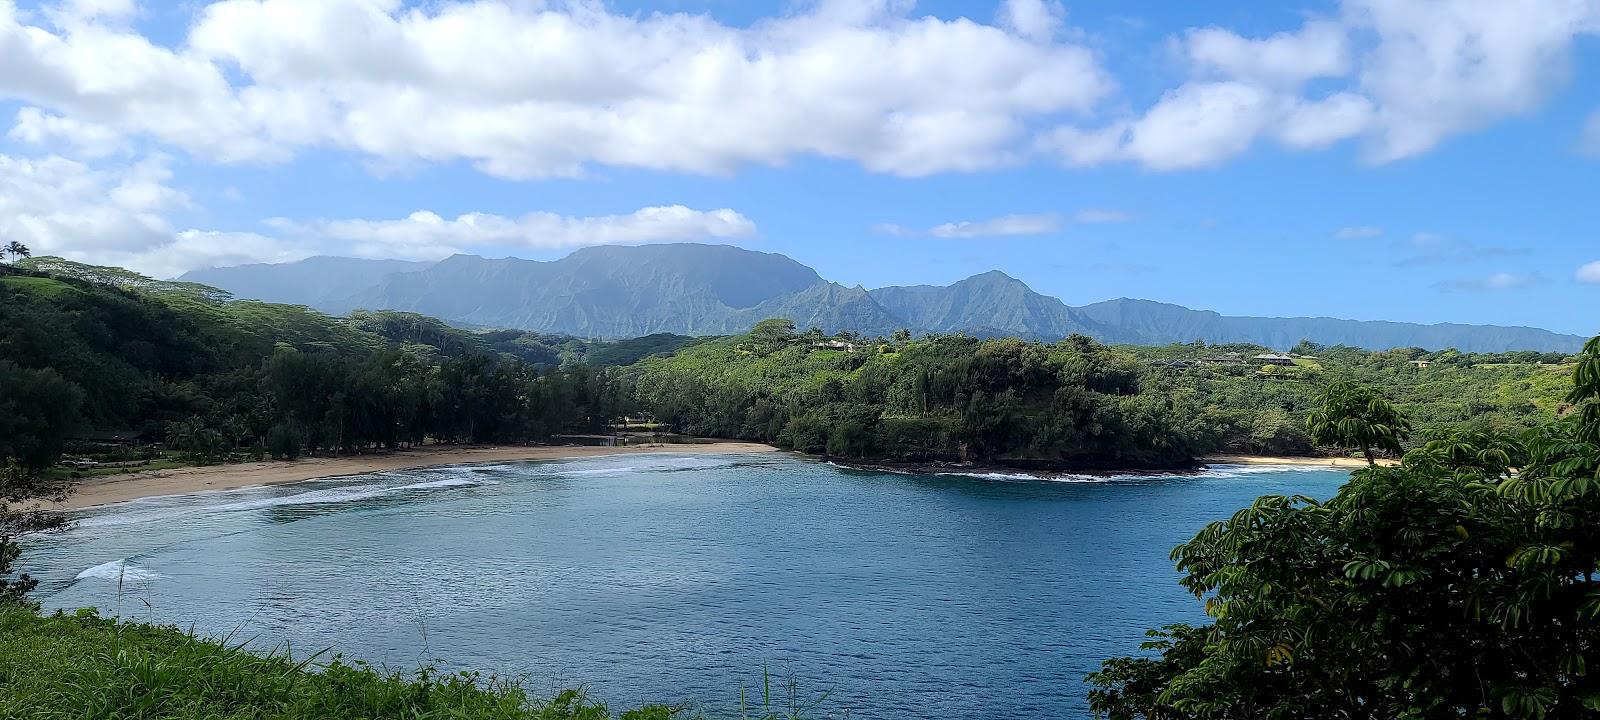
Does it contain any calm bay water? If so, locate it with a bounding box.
[27,453,1350,719]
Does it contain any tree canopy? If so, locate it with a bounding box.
[1088,335,1600,720]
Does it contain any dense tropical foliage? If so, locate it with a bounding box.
[0,260,652,471]
[630,321,1572,470]
[1,260,1576,477]
[1086,336,1600,719]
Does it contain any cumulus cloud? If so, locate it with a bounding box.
[1579,261,1600,283]
[270,206,758,261]
[1334,226,1384,239]
[1350,0,1599,162]
[1044,0,1600,171]
[1397,231,1528,267]
[876,209,1127,236]
[0,148,756,274]
[0,152,309,277]
[0,0,1112,178]
[1439,272,1538,291]
[1581,110,1600,156]
[1073,209,1134,223]
[1183,20,1352,87]
[930,213,1061,238]
[998,0,1065,43]
[6,0,1596,179]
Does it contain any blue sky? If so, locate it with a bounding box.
[1,0,1598,335]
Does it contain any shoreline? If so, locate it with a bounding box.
[827,452,1384,479]
[56,442,778,510]
[53,447,1375,510]
[1204,453,1395,468]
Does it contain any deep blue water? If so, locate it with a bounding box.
[26,453,1350,719]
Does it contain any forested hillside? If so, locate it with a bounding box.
[629,322,1576,468]
[0,261,661,470]
[0,259,1576,476]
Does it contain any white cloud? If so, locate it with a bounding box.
[8,107,125,157]
[1074,208,1134,223]
[1581,110,1600,156]
[1579,261,1600,283]
[0,151,309,277]
[1123,82,1276,170]
[929,213,1061,238]
[6,0,1596,179]
[1183,20,1351,87]
[0,0,1113,178]
[875,210,1119,235]
[0,148,752,274]
[1438,272,1538,291]
[1335,226,1384,239]
[270,206,758,260]
[1279,93,1374,149]
[998,0,1065,43]
[1044,0,1600,171]
[1350,0,1600,162]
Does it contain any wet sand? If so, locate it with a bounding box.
[58,442,778,510]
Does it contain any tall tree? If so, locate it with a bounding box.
[1305,380,1410,464]
[1088,337,1600,720]
[0,459,69,608]
[3,241,28,264]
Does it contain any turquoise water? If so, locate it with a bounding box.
[26,453,1350,718]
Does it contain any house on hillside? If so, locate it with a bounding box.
[1254,353,1297,367]
[1410,359,1432,369]
[813,339,859,353]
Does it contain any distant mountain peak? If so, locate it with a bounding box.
[181,246,1586,352]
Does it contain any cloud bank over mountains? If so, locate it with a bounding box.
[1,0,1597,285]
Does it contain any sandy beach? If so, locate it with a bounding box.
[57,442,778,510]
[1205,453,1396,468]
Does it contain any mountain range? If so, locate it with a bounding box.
[180,244,1586,352]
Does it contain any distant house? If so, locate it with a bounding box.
[1254,353,1297,367]
[813,339,859,353]
[1410,359,1432,368]
[1199,354,1245,366]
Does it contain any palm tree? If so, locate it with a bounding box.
[1306,380,1411,465]
[3,241,29,264]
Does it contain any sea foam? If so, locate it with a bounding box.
[74,559,162,582]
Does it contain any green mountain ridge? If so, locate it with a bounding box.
[179,244,1587,352]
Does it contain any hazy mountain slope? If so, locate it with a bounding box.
[180,257,431,309]
[182,244,1587,351]
[1076,298,1585,353]
[344,244,845,337]
[869,271,1103,340]
[738,282,907,336]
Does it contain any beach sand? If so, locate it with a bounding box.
[1205,453,1396,468]
[57,442,778,510]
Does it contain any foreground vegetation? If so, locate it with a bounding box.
[6,256,1600,718]
[1088,336,1600,719]
[0,607,691,719]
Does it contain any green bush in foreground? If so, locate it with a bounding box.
[1088,337,1600,719]
[0,608,684,720]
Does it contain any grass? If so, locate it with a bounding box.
[0,607,837,719]
[0,275,76,298]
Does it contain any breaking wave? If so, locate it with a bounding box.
[74,559,162,583]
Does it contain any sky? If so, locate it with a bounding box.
[1,0,1598,335]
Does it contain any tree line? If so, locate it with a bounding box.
[1087,335,1600,719]
[0,262,631,471]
